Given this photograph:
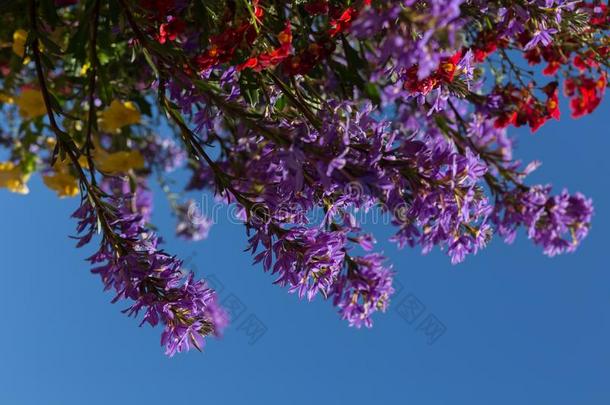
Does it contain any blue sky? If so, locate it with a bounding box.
[1,100,609,404]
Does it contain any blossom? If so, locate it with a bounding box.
[524,25,558,50]
[43,172,79,197]
[0,161,30,194]
[238,22,292,72]
[157,17,185,44]
[95,150,145,174]
[73,178,227,356]
[568,74,606,118]
[494,186,593,256]
[141,135,186,172]
[12,29,27,57]
[15,89,46,120]
[175,200,213,241]
[328,7,357,37]
[0,0,606,356]
[331,254,395,328]
[0,93,14,104]
[99,100,141,133]
[254,227,347,301]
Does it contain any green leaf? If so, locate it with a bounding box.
[66,23,88,61]
[38,35,63,56]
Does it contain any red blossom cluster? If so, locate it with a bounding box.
[238,22,292,72]
[403,51,462,95]
[139,0,187,45]
[582,1,610,26]
[283,1,369,75]
[303,0,330,15]
[526,44,609,76]
[565,73,607,118]
[144,0,373,75]
[472,1,609,133]
[524,46,568,76]
[328,6,358,37]
[157,17,186,44]
[283,42,336,76]
[194,1,263,71]
[472,32,507,63]
[493,83,561,132]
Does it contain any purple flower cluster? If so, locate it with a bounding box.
[175,199,213,241]
[2,0,605,357]
[494,186,594,257]
[73,177,227,356]
[183,83,594,328]
[353,0,465,78]
[254,227,346,301]
[331,254,395,328]
[142,135,187,173]
[388,140,493,264]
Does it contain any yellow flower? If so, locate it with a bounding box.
[52,155,89,172]
[95,150,145,174]
[15,89,47,120]
[79,62,90,77]
[43,172,79,198]
[0,93,14,104]
[12,29,27,57]
[0,161,30,195]
[45,136,57,148]
[99,100,141,133]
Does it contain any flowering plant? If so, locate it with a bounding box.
[0,0,607,356]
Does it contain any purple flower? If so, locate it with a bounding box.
[253,227,347,301]
[73,176,226,356]
[524,24,559,50]
[331,254,395,328]
[175,199,213,242]
[494,186,593,256]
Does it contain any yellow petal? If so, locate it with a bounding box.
[79,62,90,77]
[43,172,79,198]
[15,89,47,120]
[52,155,90,172]
[99,100,141,133]
[12,29,27,57]
[0,93,15,104]
[0,161,30,195]
[95,150,145,174]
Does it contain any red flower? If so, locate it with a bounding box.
[494,111,517,129]
[474,41,497,63]
[238,57,258,71]
[283,41,336,76]
[438,51,463,82]
[564,78,576,97]
[546,90,561,121]
[238,22,292,72]
[304,0,329,15]
[568,74,605,118]
[157,17,185,44]
[543,61,561,76]
[329,7,356,37]
[574,52,599,72]
[528,112,549,132]
[403,51,463,95]
[525,48,541,65]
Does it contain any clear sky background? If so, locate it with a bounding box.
[1,99,609,404]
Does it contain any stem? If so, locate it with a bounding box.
[29,0,122,251]
[84,0,102,185]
